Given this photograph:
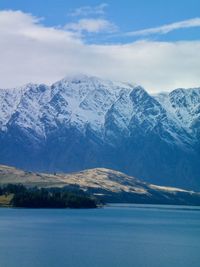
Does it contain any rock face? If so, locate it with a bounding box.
[0,75,199,190]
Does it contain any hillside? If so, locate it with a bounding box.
[0,164,200,205]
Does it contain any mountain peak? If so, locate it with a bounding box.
[52,74,136,91]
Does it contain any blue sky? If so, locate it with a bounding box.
[1,0,200,43]
[0,1,200,91]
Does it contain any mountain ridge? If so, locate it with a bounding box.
[0,75,199,190]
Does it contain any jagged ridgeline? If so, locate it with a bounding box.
[0,75,199,190]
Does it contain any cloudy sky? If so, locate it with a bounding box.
[0,0,200,92]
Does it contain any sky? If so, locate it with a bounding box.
[0,0,200,92]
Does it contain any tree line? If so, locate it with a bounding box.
[0,184,98,208]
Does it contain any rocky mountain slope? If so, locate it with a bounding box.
[0,75,199,189]
[0,164,200,205]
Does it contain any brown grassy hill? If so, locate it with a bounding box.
[0,164,200,205]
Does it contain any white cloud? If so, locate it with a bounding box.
[127,17,200,36]
[69,3,108,17]
[1,10,200,92]
[65,18,117,33]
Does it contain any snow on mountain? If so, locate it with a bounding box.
[0,75,136,137]
[155,88,200,138]
[0,85,26,131]
[50,75,132,133]
[1,74,198,145]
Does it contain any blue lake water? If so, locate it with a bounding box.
[0,204,200,267]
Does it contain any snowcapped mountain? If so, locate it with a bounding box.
[155,88,200,139]
[0,75,199,190]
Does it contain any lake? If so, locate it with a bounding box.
[0,204,200,267]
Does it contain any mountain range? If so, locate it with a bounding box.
[0,74,199,190]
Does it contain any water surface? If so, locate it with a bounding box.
[0,204,200,267]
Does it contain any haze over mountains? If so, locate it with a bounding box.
[0,75,199,190]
